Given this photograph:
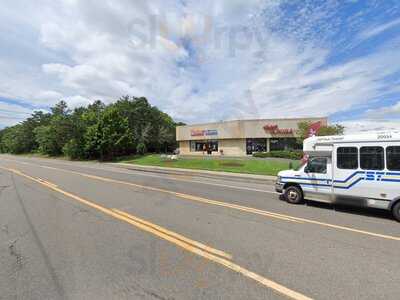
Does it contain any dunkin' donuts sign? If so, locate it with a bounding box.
[263,124,294,134]
[191,129,218,137]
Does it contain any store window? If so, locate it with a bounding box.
[337,147,358,170]
[246,139,267,155]
[360,146,384,170]
[387,146,400,171]
[270,138,302,151]
[190,140,219,152]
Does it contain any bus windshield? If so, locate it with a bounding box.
[295,161,306,171]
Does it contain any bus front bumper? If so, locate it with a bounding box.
[275,181,284,193]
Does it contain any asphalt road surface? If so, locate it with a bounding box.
[0,155,399,300]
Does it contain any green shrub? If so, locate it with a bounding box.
[253,150,303,160]
[137,142,147,155]
[63,139,85,160]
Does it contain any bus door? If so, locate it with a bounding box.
[303,156,333,202]
[333,145,367,206]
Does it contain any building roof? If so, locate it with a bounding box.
[177,117,327,129]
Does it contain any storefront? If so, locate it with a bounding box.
[176,117,327,156]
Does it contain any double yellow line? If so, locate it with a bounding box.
[34,164,302,224]
[3,156,400,243]
[29,163,400,241]
[3,158,400,241]
[2,166,312,300]
[112,208,231,260]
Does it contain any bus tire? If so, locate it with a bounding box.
[392,201,400,222]
[284,186,304,204]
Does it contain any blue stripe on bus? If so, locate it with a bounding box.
[333,171,364,183]
[281,176,321,181]
[298,183,331,187]
[381,178,400,183]
[281,170,399,190]
[385,172,400,176]
[333,177,364,189]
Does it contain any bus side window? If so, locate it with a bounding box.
[360,146,384,170]
[387,146,400,171]
[337,147,358,169]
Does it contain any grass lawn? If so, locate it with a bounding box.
[119,154,300,176]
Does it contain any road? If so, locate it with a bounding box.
[0,155,399,300]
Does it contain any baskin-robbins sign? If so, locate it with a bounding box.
[263,124,294,135]
[190,129,218,137]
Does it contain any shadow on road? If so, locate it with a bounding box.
[278,194,394,222]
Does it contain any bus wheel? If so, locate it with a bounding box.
[392,202,400,222]
[284,186,304,204]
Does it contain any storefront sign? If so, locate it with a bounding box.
[308,121,322,137]
[191,129,218,137]
[263,124,294,134]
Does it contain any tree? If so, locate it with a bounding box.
[0,126,29,154]
[83,100,106,126]
[113,96,177,153]
[318,124,345,136]
[296,121,345,143]
[20,111,52,152]
[83,124,102,159]
[34,126,59,155]
[0,110,51,154]
[33,101,74,156]
[136,142,147,155]
[63,138,84,160]
[62,104,105,159]
[85,106,133,160]
[147,110,177,153]
[113,96,151,150]
[51,100,70,116]
[0,96,179,159]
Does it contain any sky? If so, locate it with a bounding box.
[1,0,400,133]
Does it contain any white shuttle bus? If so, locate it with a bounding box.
[275,131,400,222]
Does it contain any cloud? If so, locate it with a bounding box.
[0,101,35,127]
[341,119,400,134]
[243,45,400,120]
[365,101,400,119]
[358,18,400,41]
[36,90,64,102]
[0,0,399,132]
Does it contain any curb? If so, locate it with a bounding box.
[110,163,277,183]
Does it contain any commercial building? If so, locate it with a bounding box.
[176,117,328,156]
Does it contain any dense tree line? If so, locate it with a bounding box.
[0,97,183,160]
